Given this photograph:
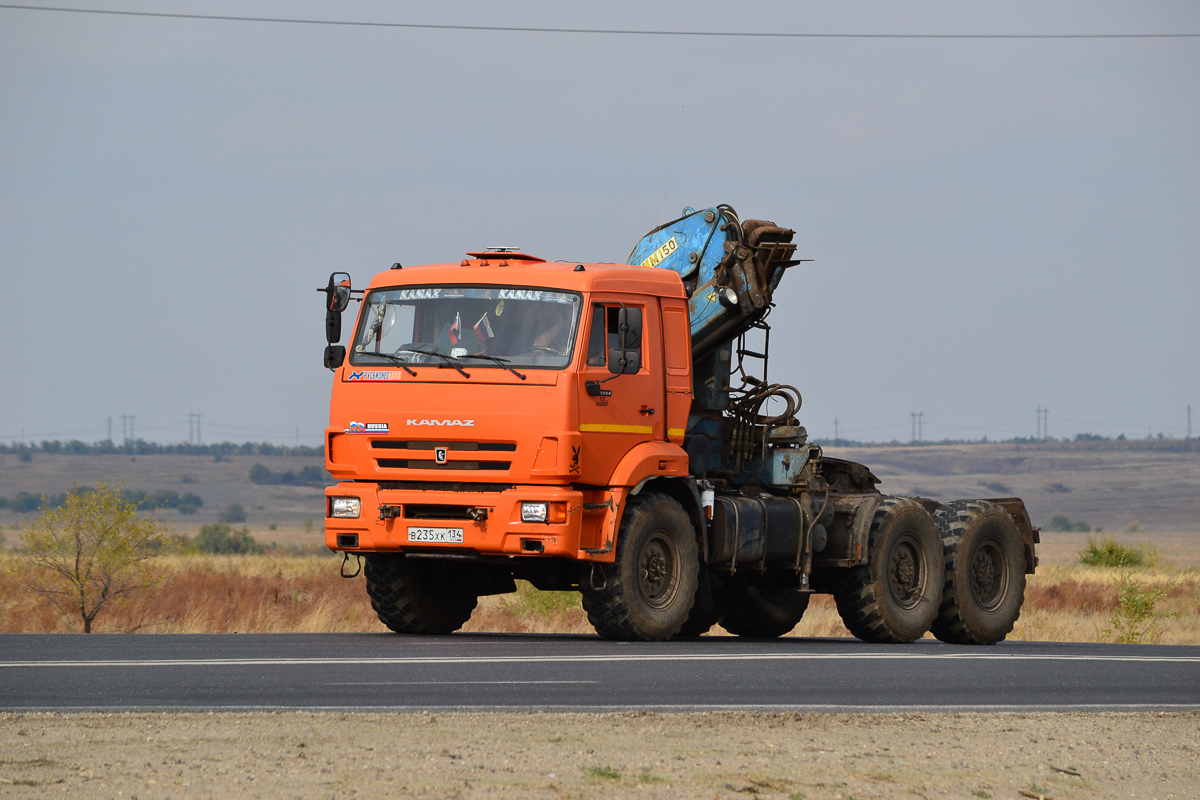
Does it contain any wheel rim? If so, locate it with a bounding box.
[887,533,926,610]
[637,531,680,610]
[968,538,1008,611]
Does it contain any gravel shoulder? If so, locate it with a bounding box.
[3,710,1197,799]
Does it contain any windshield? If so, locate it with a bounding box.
[350,285,581,369]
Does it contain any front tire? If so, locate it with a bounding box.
[675,573,724,637]
[832,498,944,643]
[931,500,1026,645]
[581,492,699,641]
[363,555,478,634]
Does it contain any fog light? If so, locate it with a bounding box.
[521,502,548,523]
[330,497,361,518]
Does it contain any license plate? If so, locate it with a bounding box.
[407,526,464,544]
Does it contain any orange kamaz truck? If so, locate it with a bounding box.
[320,206,1038,643]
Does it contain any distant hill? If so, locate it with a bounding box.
[0,451,327,540]
[824,443,1200,533]
[3,441,1197,538]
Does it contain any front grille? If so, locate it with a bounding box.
[376,459,511,471]
[378,481,513,493]
[371,440,516,452]
[372,439,515,472]
[405,505,476,520]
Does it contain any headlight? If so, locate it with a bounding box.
[330,497,361,518]
[521,502,548,523]
[521,502,566,524]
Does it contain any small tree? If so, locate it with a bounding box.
[21,482,172,632]
[192,522,263,554]
[1101,571,1178,644]
[218,502,247,523]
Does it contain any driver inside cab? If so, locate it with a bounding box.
[530,301,572,355]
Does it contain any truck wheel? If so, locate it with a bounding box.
[720,585,810,638]
[676,606,720,637]
[832,498,943,644]
[581,492,699,641]
[931,500,1026,645]
[363,555,478,635]
[675,576,724,637]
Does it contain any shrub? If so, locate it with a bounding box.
[218,503,247,523]
[1047,515,1091,533]
[249,462,330,487]
[191,523,263,555]
[1101,571,1178,644]
[1079,535,1143,568]
[11,492,43,513]
[121,489,203,512]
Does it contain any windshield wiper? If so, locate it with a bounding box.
[456,354,527,380]
[354,350,417,376]
[395,345,471,378]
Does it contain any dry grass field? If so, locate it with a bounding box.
[2,444,1197,642]
[2,542,1196,643]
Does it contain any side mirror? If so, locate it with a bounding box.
[324,345,346,369]
[321,272,351,345]
[607,306,642,375]
[326,310,343,344]
[608,349,640,375]
[617,307,642,348]
[326,272,351,312]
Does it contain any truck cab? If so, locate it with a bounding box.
[324,252,696,602]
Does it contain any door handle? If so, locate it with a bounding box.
[639,406,655,416]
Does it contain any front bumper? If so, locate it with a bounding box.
[324,482,585,558]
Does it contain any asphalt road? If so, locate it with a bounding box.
[2,634,1198,712]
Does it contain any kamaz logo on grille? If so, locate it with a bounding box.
[407,419,475,427]
[434,447,449,464]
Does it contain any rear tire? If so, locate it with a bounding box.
[363,555,478,634]
[832,497,943,643]
[720,584,810,638]
[581,492,699,641]
[931,500,1026,645]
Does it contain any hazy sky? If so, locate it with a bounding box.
[2,1,1198,446]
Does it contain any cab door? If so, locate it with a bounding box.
[575,297,664,485]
